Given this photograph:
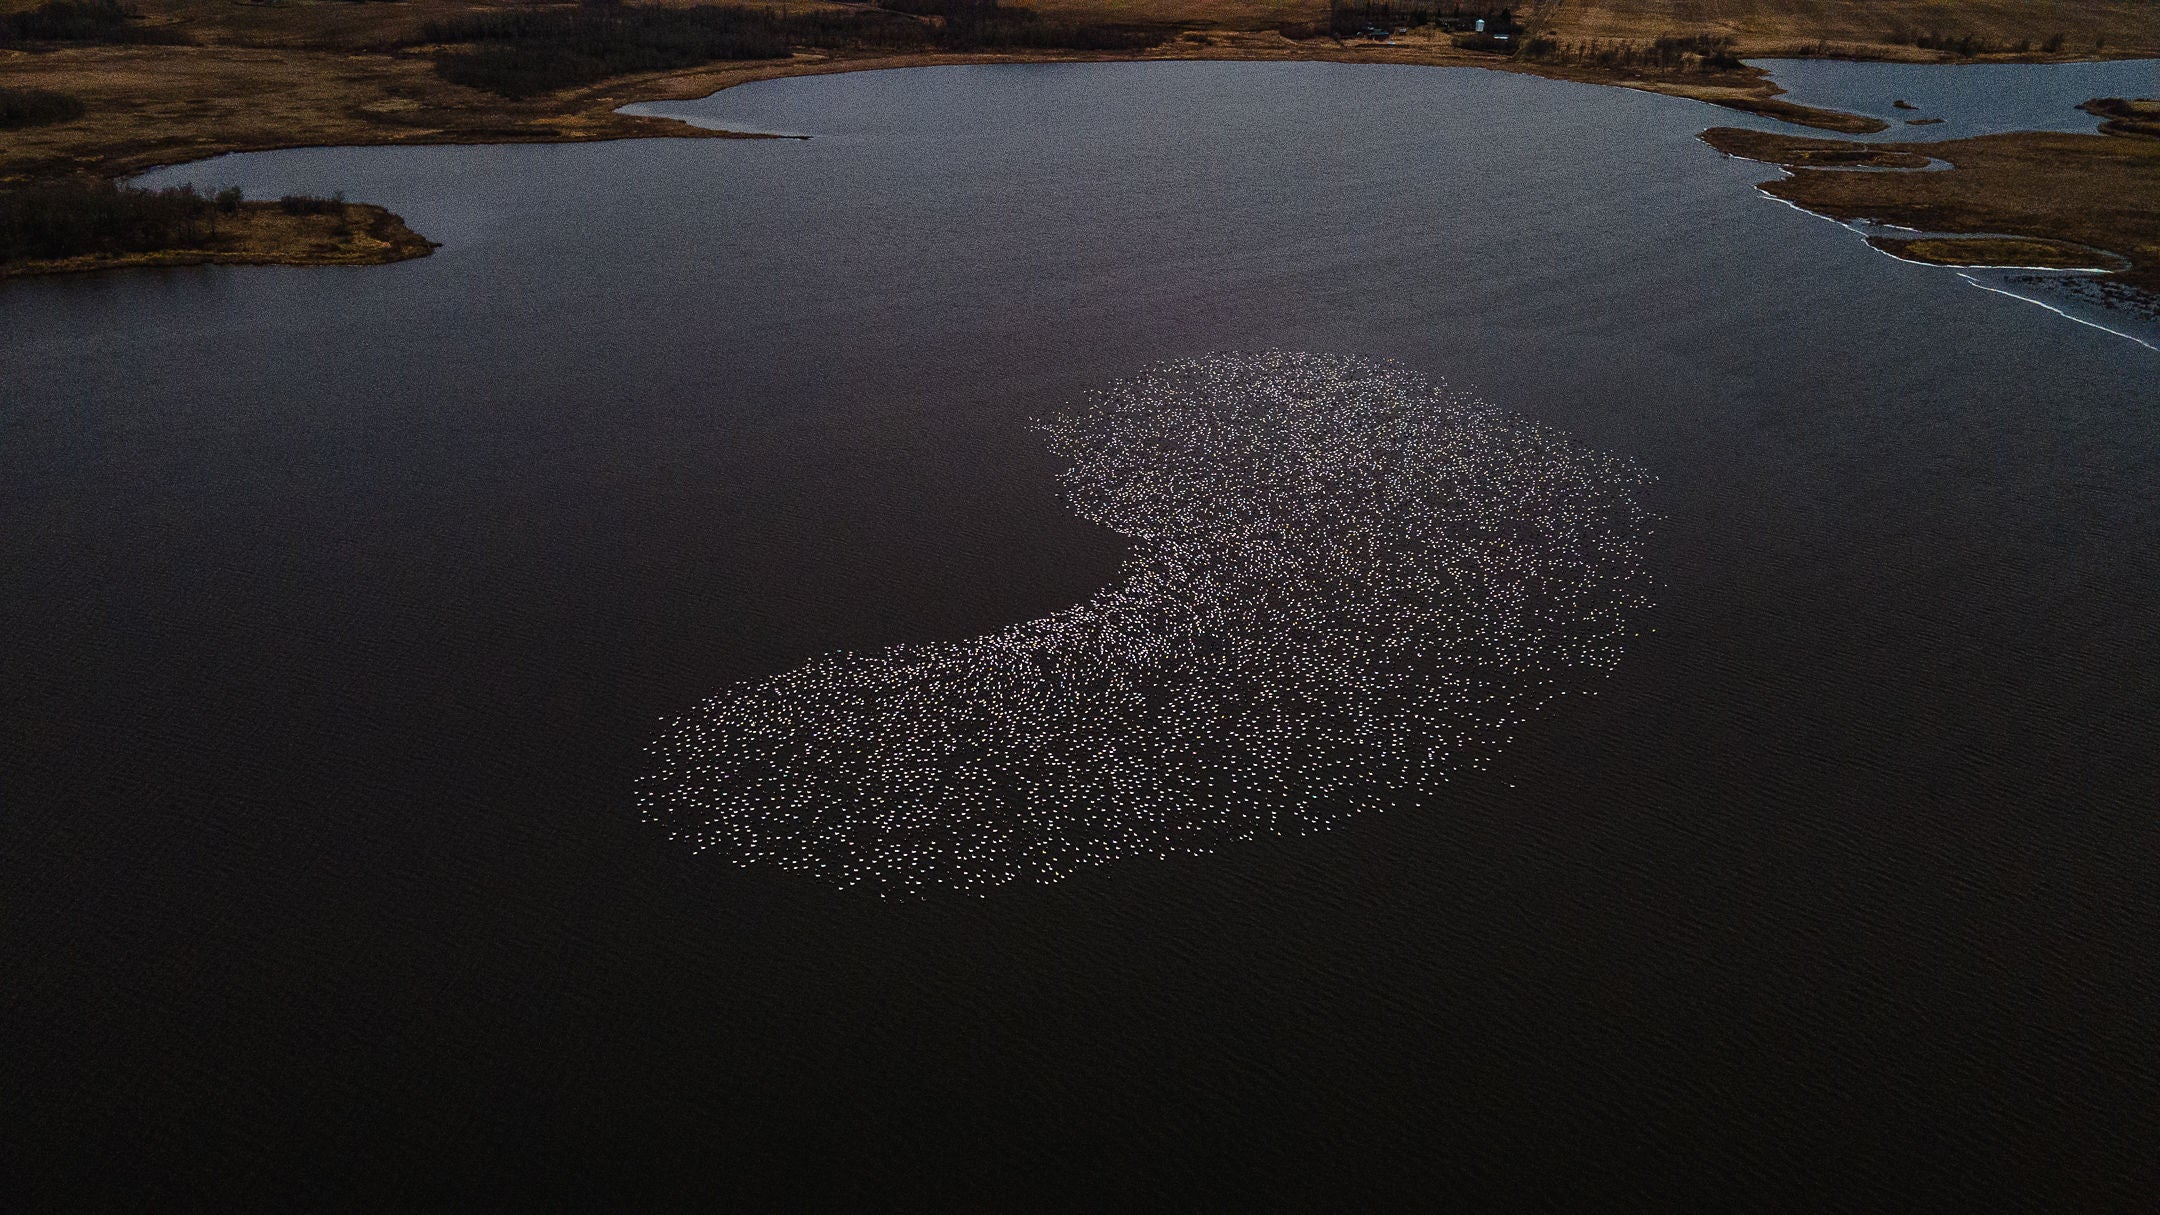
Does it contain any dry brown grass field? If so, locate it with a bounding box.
[1521,0,2160,59]
[0,40,801,180]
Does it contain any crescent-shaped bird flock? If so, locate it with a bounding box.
[639,352,1656,896]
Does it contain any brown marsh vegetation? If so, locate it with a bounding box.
[1867,235,2123,271]
[1703,123,2160,289]
[2082,97,2160,138]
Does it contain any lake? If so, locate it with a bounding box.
[5,60,2157,1207]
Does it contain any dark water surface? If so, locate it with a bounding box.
[7,62,2158,1207]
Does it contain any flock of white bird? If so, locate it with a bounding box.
[639,352,1656,896]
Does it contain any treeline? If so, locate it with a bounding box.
[0,180,218,264]
[422,5,793,97]
[1886,28,2072,57]
[879,0,1164,51]
[0,182,368,265]
[423,1,1169,99]
[0,0,187,45]
[1514,34,1743,71]
[0,87,86,129]
[278,191,347,215]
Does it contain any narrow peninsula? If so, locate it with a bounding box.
[0,185,435,278]
[1702,120,2160,289]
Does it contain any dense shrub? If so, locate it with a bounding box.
[1657,33,1742,69]
[0,0,188,45]
[423,5,795,98]
[887,0,1163,52]
[0,87,87,129]
[1915,31,1993,56]
[1327,1,1517,38]
[1886,28,2028,57]
[878,0,994,18]
[0,180,213,263]
[278,191,346,215]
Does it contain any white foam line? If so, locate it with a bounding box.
[1757,188,1847,227]
[1764,190,2115,271]
[1956,273,2160,353]
[1750,188,2156,353]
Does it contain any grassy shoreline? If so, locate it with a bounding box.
[13,1,2103,187]
[1,198,436,278]
[1702,125,2160,289]
[2,0,2154,281]
[1867,235,2124,271]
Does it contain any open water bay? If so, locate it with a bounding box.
[5,61,2157,1206]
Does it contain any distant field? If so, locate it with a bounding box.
[5,0,2156,56]
[1517,0,2160,57]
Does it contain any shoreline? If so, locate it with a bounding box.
[1701,125,2160,290]
[7,36,2057,185]
[5,37,2153,288]
[3,38,1906,280]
